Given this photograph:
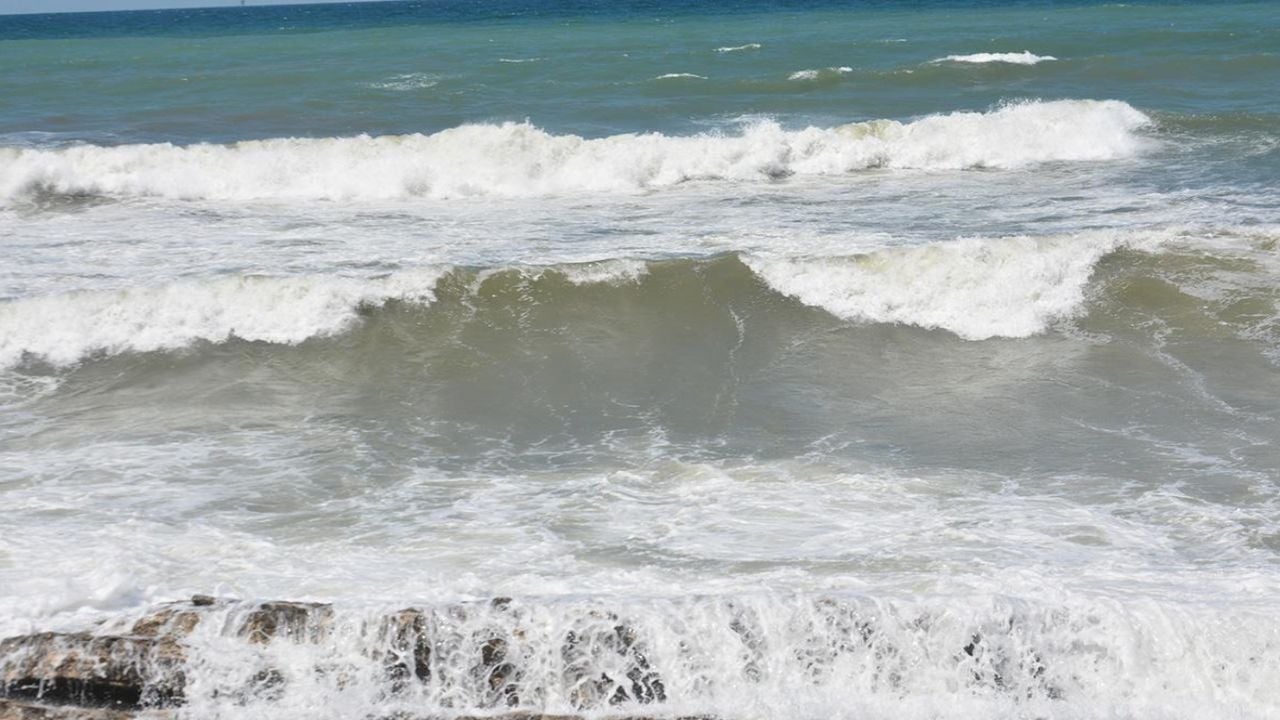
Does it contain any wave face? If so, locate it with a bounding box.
[0,100,1151,204]
[935,51,1058,65]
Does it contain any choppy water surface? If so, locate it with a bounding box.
[1,1,1278,718]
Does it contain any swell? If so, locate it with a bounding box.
[2,228,1277,372]
[0,99,1151,204]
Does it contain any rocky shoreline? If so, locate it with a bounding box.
[0,596,687,720]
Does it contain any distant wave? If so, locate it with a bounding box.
[7,227,1272,369]
[654,73,708,80]
[366,72,441,91]
[497,57,542,64]
[714,43,761,53]
[934,52,1058,65]
[788,66,852,81]
[0,100,1151,204]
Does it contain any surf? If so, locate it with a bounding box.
[0,100,1152,205]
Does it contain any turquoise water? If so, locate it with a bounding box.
[1,2,1279,718]
[3,1,1279,140]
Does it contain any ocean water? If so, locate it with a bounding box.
[1,0,1279,717]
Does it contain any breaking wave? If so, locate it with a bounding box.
[746,234,1132,341]
[4,228,1276,370]
[0,268,449,369]
[0,100,1151,203]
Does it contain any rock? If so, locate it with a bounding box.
[235,601,333,644]
[0,633,184,709]
[129,609,200,640]
[562,620,665,710]
[377,609,431,691]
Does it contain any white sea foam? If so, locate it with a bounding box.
[747,232,1160,340]
[0,100,1152,203]
[497,57,542,63]
[787,66,852,81]
[0,269,448,368]
[714,43,761,53]
[2,452,1277,717]
[935,51,1058,65]
[654,72,708,80]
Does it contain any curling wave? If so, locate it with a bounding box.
[0,100,1151,203]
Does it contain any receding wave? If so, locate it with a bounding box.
[934,51,1058,65]
[4,228,1277,370]
[0,100,1151,203]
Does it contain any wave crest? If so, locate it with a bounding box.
[0,269,447,368]
[747,235,1137,341]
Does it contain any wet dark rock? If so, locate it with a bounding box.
[1,596,722,720]
[0,698,167,720]
[377,609,431,692]
[562,620,665,710]
[476,637,519,707]
[0,634,184,709]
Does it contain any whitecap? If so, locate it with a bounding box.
[934,51,1058,65]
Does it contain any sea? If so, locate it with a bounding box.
[0,0,1278,718]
